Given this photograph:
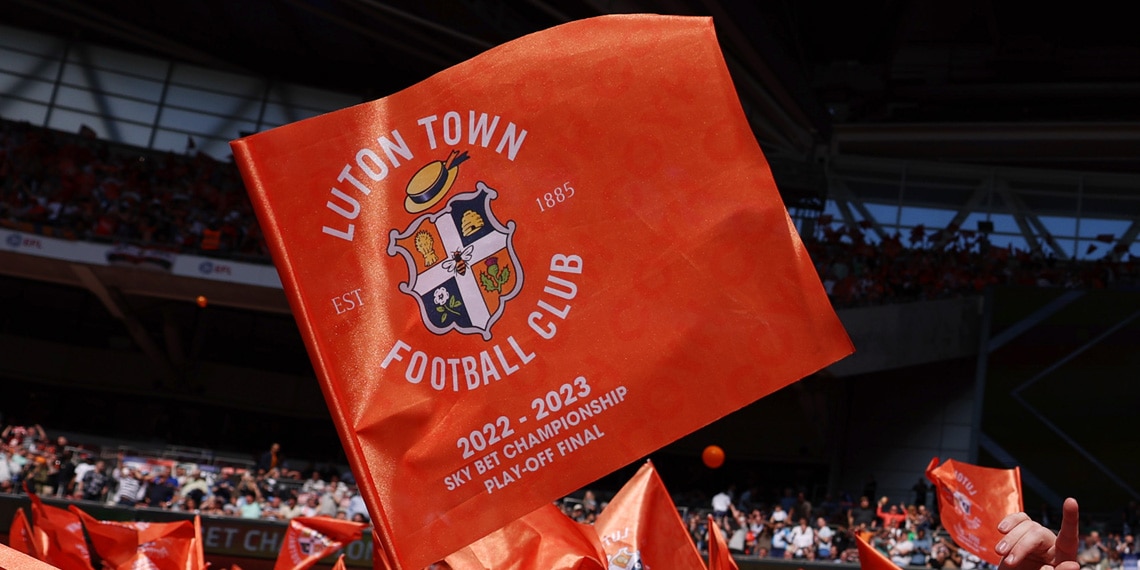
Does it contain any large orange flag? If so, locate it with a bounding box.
[273,517,367,570]
[926,457,1023,566]
[855,535,899,570]
[230,14,852,569]
[442,503,606,569]
[594,461,704,570]
[9,507,38,558]
[0,542,60,570]
[708,514,738,570]
[26,492,93,570]
[71,506,198,570]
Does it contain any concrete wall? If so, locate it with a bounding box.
[829,296,983,377]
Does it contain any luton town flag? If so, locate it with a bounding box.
[442,503,606,569]
[274,516,367,570]
[594,461,705,570]
[926,457,1023,566]
[231,14,852,569]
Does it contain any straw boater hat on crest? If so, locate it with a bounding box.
[405,150,470,213]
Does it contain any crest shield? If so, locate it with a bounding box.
[388,182,522,339]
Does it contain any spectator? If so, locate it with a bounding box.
[878,496,907,530]
[237,491,262,519]
[770,520,789,558]
[788,517,816,559]
[143,468,178,509]
[0,443,14,493]
[930,535,963,569]
[301,470,326,495]
[113,466,145,507]
[79,460,110,502]
[1078,531,1106,570]
[280,494,304,520]
[889,529,915,566]
[815,516,835,560]
[179,470,210,506]
[711,486,733,519]
[257,443,283,473]
[849,495,878,529]
[911,527,933,567]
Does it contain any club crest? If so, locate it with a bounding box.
[388,177,523,340]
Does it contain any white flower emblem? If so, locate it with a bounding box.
[433,287,449,305]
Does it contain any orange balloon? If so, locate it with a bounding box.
[196,295,208,308]
[702,445,725,468]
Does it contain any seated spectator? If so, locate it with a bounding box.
[179,470,210,506]
[143,468,178,509]
[787,517,815,560]
[237,491,261,519]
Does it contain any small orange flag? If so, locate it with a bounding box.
[189,515,206,570]
[926,457,1023,566]
[231,14,851,569]
[273,516,367,570]
[442,503,606,569]
[594,461,704,570]
[8,507,38,558]
[26,491,94,570]
[707,514,739,570]
[71,506,197,570]
[0,542,60,570]
[331,554,347,570]
[855,534,900,570]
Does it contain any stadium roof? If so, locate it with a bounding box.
[4,0,1140,173]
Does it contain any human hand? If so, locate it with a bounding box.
[995,498,1079,570]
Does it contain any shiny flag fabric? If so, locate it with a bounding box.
[8,507,37,558]
[231,14,852,569]
[594,462,705,570]
[926,457,1023,566]
[855,534,900,570]
[70,507,200,570]
[441,503,606,569]
[273,517,367,570]
[707,514,738,570]
[26,492,93,570]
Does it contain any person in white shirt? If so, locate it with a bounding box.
[788,518,816,559]
[815,517,835,560]
[711,488,733,517]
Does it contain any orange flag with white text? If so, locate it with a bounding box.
[71,506,198,570]
[594,461,704,570]
[26,492,93,570]
[708,514,738,570]
[273,517,367,570]
[855,534,900,570]
[926,457,1023,566]
[0,542,60,570]
[442,503,605,569]
[8,507,37,558]
[230,14,852,569]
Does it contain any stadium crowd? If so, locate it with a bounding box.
[6,420,1138,569]
[4,118,1140,310]
[1,424,370,524]
[4,123,1139,568]
[0,119,266,259]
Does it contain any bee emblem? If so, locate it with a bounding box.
[442,245,475,276]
